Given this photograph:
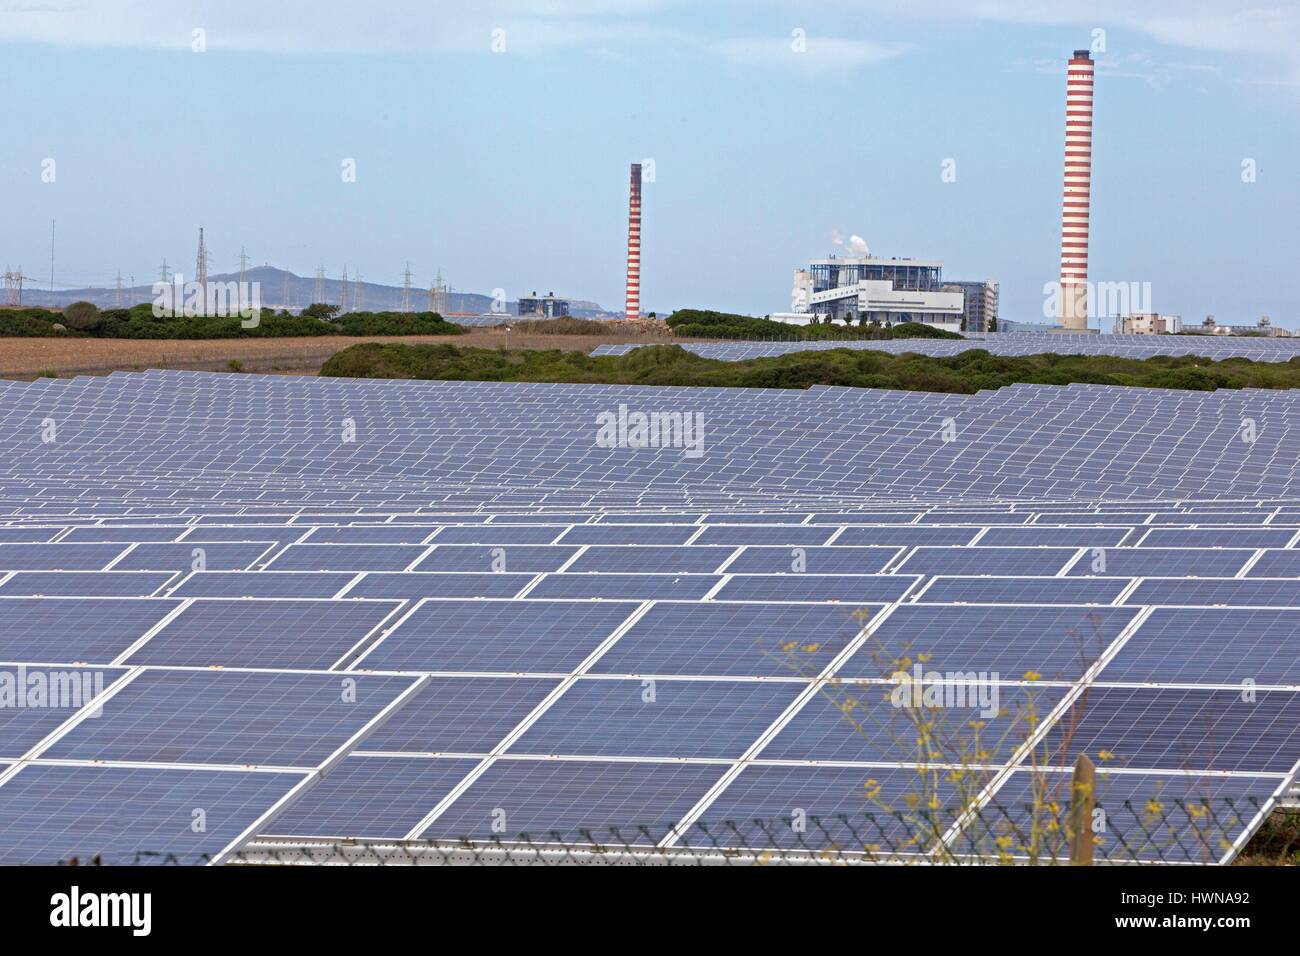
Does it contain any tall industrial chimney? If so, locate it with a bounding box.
[1059,49,1094,330]
[625,163,641,321]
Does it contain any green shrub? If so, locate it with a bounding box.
[319,342,1300,393]
[62,301,101,331]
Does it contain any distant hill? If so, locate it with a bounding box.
[12,266,615,318]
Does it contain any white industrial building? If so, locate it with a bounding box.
[781,255,968,333]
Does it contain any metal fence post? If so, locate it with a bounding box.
[1069,754,1096,866]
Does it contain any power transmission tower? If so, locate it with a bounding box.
[339,266,349,312]
[282,271,290,310]
[114,271,123,308]
[238,247,250,288]
[195,227,209,314]
[314,265,326,305]
[401,262,413,313]
[430,270,449,315]
[3,266,25,307]
[128,275,135,307]
[159,259,171,283]
[353,272,363,311]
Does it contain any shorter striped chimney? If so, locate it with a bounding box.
[625,163,641,321]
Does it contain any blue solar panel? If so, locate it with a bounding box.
[1100,607,1300,685]
[114,542,272,571]
[723,546,901,574]
[978,527,1133,547]
[687,763,966,852]
[591,602,875,678]
[557,525,699,545]
[836,527,980,547]
[419,758,726,843]
[125,599,400,669]
[837,604,1139,681]
[345,572,534,600]
[44,669,418,767]
[760,682,1067,763]
[0,597,181,663]
[1136,528,1295,549]
[170,571,356,598]
[918,576,1130,605]
[0,763,305,865]
[1127,578,1300,607]
[897,547,1079,576]
[1066,548,1254,578]
[433,526,567,545]
[695,526,836,546]
[358,677,561,753]
[1246,550,1300,577]
[0,666,129,758]
[412,545,579,573]
[0,543,129,571]
[303,526,436,545]
[356,600,638,672]
[527,573,721,601]
[567,546,735,573]
[962,769,1279,864]
[266,544,426,572]
[508,678,803,759]
[714,574,918,603]
[262,755,478,839]
[0,571,174,597]
[62,526,188,543]
[1044,687,1300,773]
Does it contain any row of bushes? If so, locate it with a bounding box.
[0,303,466,339]
[319,342,1300,393]
[665,309,964,341]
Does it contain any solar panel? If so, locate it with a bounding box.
[566,545,735,573]
[1043,687,1300,773]
[760,682,1068,763]
[170,571,357,599]
[344,572,533,600]
[0,571,175,597]
[590,602,875,678]
[357,677,561,753]
[918,576,1130,605]
[417,758,727,843]
[266,544,427,572]
[712,574,918,603]
[508,677,804,759]
[723,546,901,573]
[261,755,479,839]
[0,597,181,664]
[896,547,1079,576]
[355,600,639,673]
[124,599,401,669]
[526,573,722,601]
[1099,607,1300,685]
[43,669,418,767]
[836,604,1139,681]
[0,763,305,865]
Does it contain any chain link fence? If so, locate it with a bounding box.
[56,798,1298,866]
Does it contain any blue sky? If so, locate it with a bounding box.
[3,1,1298,325]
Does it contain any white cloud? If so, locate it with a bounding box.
[712,35,910,73]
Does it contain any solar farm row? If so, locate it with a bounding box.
[0,370,1294,864]
[2,370,1299,508]
[593,332,1300,362]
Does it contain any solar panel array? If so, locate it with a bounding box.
[0,369,1295,865]
[593,332,1300,362]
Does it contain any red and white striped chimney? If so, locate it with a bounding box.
[1059,49,1094,330]
[625,163,641,321]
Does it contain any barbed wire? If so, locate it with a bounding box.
[54,799,1298,867]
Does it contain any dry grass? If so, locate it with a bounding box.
[0,326,678,378]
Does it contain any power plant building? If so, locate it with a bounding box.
[786,255,965,331]
[518,292,570,318]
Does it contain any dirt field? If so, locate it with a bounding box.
[0,328,678,379]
